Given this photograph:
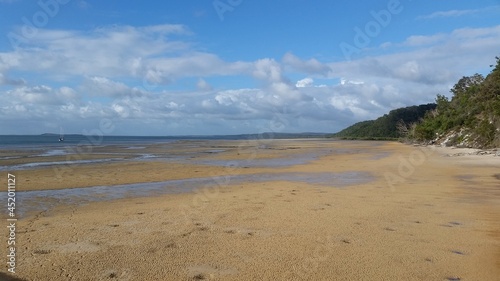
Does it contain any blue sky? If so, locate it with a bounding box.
[0,0,499,135]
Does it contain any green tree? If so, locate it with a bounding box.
[412,57,500,148]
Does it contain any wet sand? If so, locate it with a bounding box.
[2,139,339,191]
[1,140,499,280]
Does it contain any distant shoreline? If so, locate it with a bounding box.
[0,133,330,149]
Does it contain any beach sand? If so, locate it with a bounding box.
[1,140,499,280]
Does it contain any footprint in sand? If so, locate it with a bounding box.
[310,203,332,211]
[188,264,238,280]
[192,273,212,280]
[102,268,132,280]
[341,239,352,244]
[440,221,463,228]
[223,227,257,237]
[57,241,101,254]
[33,249,52,255]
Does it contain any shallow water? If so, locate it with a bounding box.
[0,158,124,171]
[372,151,391,160]
[0,171,373,217]
[0,140,380,217]
[188,149,335,168]
[1,147,331,171]
[38,149,69,157]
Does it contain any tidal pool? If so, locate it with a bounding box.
[1,171,373,217]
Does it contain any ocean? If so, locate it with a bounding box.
[0,134,233,149]
[0,133,328,149]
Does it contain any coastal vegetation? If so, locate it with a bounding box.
[330,104,436,140]
[331,57,500,148]
[411,57,500,148]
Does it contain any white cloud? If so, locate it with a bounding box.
[1,24,499,135]
[296,78,314,88]
[340,78,364,85]
[418,9,478,20]
[330,25,500,86]
[252,58,283,82]
[196,78,212,91]
[0,73,25,86]
[403,34,446,47]
[5,25,207,80]
[6,85,79,105]
[1,24,257,94]
[82,76,148,98]
[282,52,330,75]
[295,77,328,88]
[417,6,500,20]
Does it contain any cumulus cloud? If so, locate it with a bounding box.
[4,24,252,83]
[252,58,284,83]
[81,76,148,98]
[0,85,83,129]
[1,24,499,135]
[250,58,298,101]
[0,73,25,86]
[296,78,314,88]
[282,52,330,75]
[295,77,328,88]
[6,85,79,105]
[340,78,364,85]
[329,25,500,86]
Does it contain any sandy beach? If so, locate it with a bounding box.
[1,140,499,280]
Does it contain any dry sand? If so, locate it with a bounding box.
[1,140,499,280]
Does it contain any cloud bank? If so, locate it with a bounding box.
[1,24,499,135]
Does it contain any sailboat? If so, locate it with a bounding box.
[59,127,64,142]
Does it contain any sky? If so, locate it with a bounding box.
[0,0,499,136]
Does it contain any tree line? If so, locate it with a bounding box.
[331,57,500,148]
